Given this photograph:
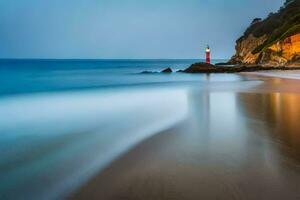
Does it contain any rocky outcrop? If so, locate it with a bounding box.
[182,62,216,73]
[230,34,268,64]
[141,67,173,74]
[265,33,300,66]
[230,0,300,66]
[182,62,300,73]
[141,63,300,74]
[161,67,173,73]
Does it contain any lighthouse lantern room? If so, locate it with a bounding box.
[206,45,211,64]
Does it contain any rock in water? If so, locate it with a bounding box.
[182,62,300,73]
[183,62,216,73]
[161,67,173,73]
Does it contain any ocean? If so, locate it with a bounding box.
[3,59,300,200]
[0,59,248,200]
[0,59,229,96]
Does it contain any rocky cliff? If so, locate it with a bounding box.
[230,0,300,66]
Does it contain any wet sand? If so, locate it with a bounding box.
[71,74,300,200]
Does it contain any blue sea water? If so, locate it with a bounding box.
[0,59,228,96]
[0,59,249,200]
[3,59,300,200]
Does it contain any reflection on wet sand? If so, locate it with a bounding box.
[238,92,300,162]
[71,77,300,200]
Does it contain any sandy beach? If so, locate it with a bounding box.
[2,71,300,200]
[70,73,300,200]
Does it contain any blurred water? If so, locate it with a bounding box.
[2,60,299,200]
[72,87,300,200]
[0,87,190,199]
[0,59,247,200]
[0,59,227,96]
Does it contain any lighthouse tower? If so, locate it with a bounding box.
[206,45,211,64]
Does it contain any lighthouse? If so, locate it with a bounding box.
[206,45,211,64]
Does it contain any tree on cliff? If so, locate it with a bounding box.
[251,18,262,25]
[285,0,295,7]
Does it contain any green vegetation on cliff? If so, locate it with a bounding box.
[237,0,300,54]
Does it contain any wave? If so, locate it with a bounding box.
[0,86,189,199]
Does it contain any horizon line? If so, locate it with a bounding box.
[0,58,229,60]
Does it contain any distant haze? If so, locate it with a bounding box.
[0,0,284,59]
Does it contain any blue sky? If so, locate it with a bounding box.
[0,0,284,59]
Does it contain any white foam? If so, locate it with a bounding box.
[0,87,189,200]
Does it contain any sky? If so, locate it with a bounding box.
[0,0,285,59]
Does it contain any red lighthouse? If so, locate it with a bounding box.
[206,45,211,64]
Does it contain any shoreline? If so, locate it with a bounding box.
[242,70,300,80]
[70,75,300,200]
[181,62,300,74]
[143,63,300,74]
[0,86,189,200]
